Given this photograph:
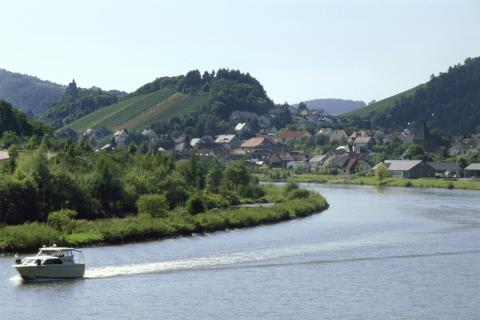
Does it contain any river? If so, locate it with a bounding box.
[1,184,479,319]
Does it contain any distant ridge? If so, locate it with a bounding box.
[0,68,64,115]
[293,99,365,115]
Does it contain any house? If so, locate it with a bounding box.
[464,163,480,178]
[276,131,311,143]
[373,160,435,179]
[309,154,328,169]
[344,158,371,174]
[141,129,158,142]
[240,136,275,153]
[286,151,309,170]
[82,128,104,145]
[351,136,373,153]
[113,129,128,146]
[427,161,462,178]
[317,128,348,143]
[215,134,241,149]
[235,122,250,136]
[0,150,10,161]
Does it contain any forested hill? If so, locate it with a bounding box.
[39,80,127,128]
[295,99,365,115]
[352,57,480,136]
[0,100,46,138]
[67,69,273,134]
[0,69,64,115]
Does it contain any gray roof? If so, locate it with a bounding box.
[309,154,328,164]
[374,160,422,171]
[427,161,460,171]
[465,163,480,170]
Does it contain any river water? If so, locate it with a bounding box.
[1,184,479,319]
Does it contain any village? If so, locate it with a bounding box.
[71,106,480,180]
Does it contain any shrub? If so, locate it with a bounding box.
[376,163,389,181]
[136,194,169,218]
[47,209,77,233]
[203,193,229,209]
[447,182,454,189]
[283,181,299,194]
[287,189,310,200]
[240,184,265,199]
[404,180,413,187]
[186,194,205,215]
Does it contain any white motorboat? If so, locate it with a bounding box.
[13,245,85,280]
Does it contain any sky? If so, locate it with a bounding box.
[1,0,479,104]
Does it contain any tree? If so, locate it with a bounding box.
[298,102,308,112]
[206,161,223,193]
[48,209,77,233]
[89,155,123,215]
[224,162,250,191]
[376,163,389,181]
[186,193,205,215]
[136,194,169,218]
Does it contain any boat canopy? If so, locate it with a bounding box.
[38,247,82,252]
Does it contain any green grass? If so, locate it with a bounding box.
[0,188,328,254]
[344,84,424,117]
[67,88,209,133]
[266,174,480,190]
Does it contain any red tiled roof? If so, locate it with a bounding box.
[241,136,268,148]
[277,131,309,140]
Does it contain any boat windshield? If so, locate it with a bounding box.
[37,250,62,257]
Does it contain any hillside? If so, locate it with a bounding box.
[68,88,209,132]
[39,80,127,128]
[345,85,423,117]
[295,99,366,115]
[0,68,64,115]
[67,69,273,134]
[348,57,480,136]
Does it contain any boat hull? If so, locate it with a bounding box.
[14,264,85,280]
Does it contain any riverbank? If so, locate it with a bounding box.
[0,188,328,254]
[260,174,480,190]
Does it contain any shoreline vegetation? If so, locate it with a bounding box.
[0,185,328,254]
[260,174,480,190]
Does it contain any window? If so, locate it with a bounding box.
[43,259,63,265]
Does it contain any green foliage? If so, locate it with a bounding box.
[375,163,389,181]
[350,57,480,136]
[136,194,169,218]
[48,209,77,233]
[283,181,299,194]
[39,80,124,128]
[186,194,206,215]
[0,100,36,137]
[0,189,328,253]
[287,189,310,200]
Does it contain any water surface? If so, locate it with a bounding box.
[1,184,479,319]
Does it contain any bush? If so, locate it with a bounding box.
[203,193,229,209]
[283,181,299,194]
[240,184,265,199]
[136,194,169,218]
[404,180,413,187]
[287,189,310,200]
[447,182,454,189]
[186,194,205,215]
[47,209,77,233]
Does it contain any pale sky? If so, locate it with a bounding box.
[1,0,479,104]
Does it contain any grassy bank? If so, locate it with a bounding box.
[262,174,480,190]
[0,188,328,254]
